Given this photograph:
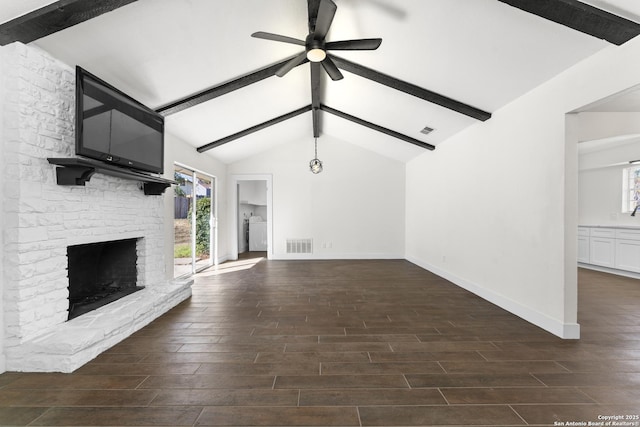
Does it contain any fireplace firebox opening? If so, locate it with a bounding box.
[67,238,144,320]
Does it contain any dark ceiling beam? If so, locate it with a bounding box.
[197,105,313,153]
[497,0,640,45]
[157,55,309,116]
[0,0,138,46]
[197,103,435,154]
[330,55,491,122]
[320,104,435,151]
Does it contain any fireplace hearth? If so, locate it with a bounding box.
[67,238,144,320]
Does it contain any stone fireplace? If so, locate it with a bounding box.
[1,43,192,372]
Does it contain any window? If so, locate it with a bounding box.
[622,165,640,213]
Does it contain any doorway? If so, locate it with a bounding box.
[229,174,273,260]
[238,180,268,254]
[567,83,640,336]
[173,163,217,277]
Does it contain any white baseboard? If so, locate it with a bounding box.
[406,256,580,340]
[269,253,404,261]
[216,253,231,264]
[578,262,640,279]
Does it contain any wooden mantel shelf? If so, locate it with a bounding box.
[47,157,176,195]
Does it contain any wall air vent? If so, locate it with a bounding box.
[286,239,313,254]
[420,126,435,135]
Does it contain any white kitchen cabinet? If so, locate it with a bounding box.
[590,236,616,267]
[589,228,615,239]
[614,228,640,272]
[615,239,640,272]
[615,228,640,241]
[580,226,640,275]
[587,228,616,268]
[577,227,590,263]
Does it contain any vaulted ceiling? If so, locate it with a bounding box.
[2,0,640,164]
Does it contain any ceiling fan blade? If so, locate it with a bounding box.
[321,56,343,81]
[275,51,309,77]
[313,0,337,40]
[325,38,382,50]
[251,31,305,46]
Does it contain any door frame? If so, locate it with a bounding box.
[229,174,273,260]
[174,162,218,276]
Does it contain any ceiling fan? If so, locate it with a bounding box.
[251,0,382,81]
[160,0,491,152]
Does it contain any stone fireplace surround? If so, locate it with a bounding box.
[1,43,192,372]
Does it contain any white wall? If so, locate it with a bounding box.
[578,139,640,227]
[574,112,640,143]
[580,139,640,171]
[0,44,6,372]
[228,135,406,259]
[579,165,628,225]
[239,180,267,206]
[575,112,640,226]
[406,36,640,339]
[162,132,228,274]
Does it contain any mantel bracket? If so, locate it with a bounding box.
[54,165,96,186]
[48,157,175,196]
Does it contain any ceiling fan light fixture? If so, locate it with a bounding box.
[307,48,326,62]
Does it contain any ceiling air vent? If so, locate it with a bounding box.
[420,126,435,135]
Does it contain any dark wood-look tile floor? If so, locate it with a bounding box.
[1,260,639,426]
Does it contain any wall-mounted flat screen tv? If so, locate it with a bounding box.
[75,66,164,174]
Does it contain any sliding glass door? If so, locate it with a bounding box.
[173,164,216,277]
